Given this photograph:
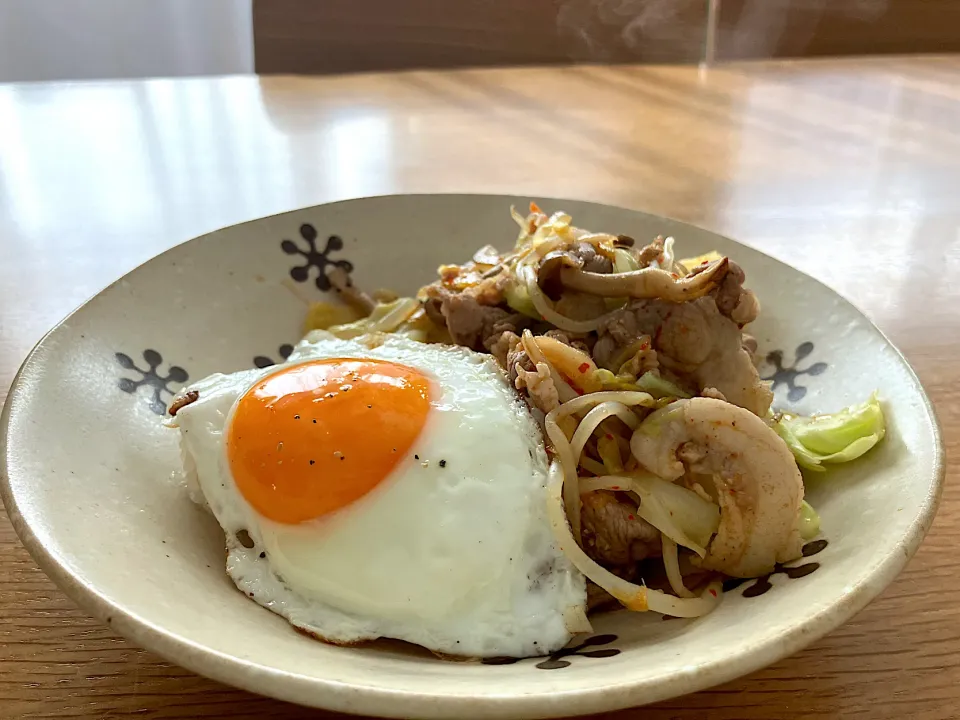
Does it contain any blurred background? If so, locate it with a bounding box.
[0,1,253,82]
[1,0,959,82]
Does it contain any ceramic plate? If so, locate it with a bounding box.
[1,195,943,718]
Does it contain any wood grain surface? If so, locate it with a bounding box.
[1,56,958,719]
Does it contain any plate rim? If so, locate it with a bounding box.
[0,193,946,718]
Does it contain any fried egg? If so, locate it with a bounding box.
[169,332,586,658]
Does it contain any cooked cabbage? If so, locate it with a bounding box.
[324,298,419,339]
[772,393,885,472]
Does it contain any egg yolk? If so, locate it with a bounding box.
[227,359,432,524]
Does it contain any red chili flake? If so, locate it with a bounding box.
[671,273,679,279]
[654,322,666,345]
[605,433,613,440]
[627,514,634,521]
[611,485,620,490]
[639,341,649,350]
[578,362,590,373]
[709,589,717,597]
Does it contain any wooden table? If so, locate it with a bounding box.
[1,55,958,719]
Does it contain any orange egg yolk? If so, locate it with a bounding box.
[227,358,432,524]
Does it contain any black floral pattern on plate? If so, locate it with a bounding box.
[116,349,188,415]
[482,634,620,670]
[480,543,828,669]
[254,344,294,369]
[282,224,353,292]
[762,341,827,403]
[723,539,828,597]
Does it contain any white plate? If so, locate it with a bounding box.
[0,195,943,718]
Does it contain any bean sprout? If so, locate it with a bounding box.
[662,536,695,598]
[547,461,722,617]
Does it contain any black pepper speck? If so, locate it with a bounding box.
[312,419,317,423]
[294,414,300,420]
[414,454,419,460]
[309,460,315,465]
[439,460,447,468]
[259,551,266,559]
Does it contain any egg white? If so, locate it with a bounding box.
[169,332,586,658]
